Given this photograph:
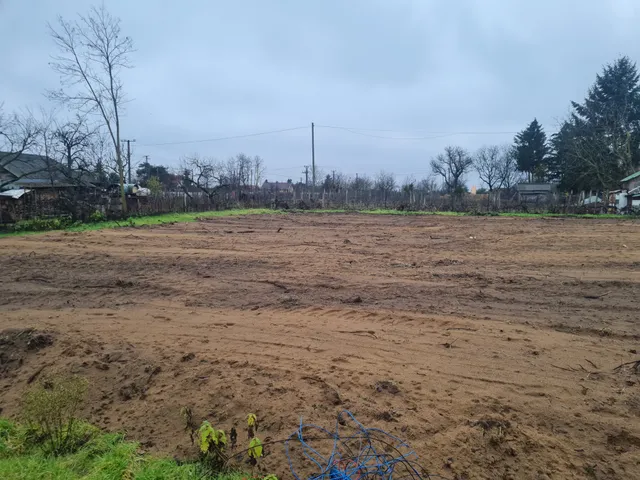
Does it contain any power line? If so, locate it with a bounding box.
[138,124,519,147]
[316,124,518,140]
[139,126,308,147]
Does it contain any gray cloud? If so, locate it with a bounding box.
[1,0,639,186]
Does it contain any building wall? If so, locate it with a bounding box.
[627,177,640,191]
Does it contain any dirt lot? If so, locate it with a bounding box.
[1,213,639,479]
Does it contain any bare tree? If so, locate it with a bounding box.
[48,5,134,212]
[253,155,265,187]
[53,115,96,173]
[90,128,118,186]
[374,170,396,207]
[402,175,416,192]
[499,147,521,190]
[226,153,253,188]
[401,175,416,203]
[473,145,501,191]
[33,108,60,188]
[474,145,519,192]
[350,174,373,192]
[416,175,439,193]
[430,146,473,194]
[180,154,226,203]
[0,106,44,190]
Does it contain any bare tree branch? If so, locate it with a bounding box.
[0,107,46,190]
[430,146,473,194]
[48,5,134,213]
[180,154,226,203]
[374,170,396,207]
[474,145,519,191]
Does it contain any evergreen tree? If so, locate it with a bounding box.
[93,159,110,187]
[514,118,548,182]
[567,56,640,192]
[548,121,591,192]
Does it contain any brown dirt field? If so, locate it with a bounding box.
[1,213,639,479]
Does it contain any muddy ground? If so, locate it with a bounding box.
[0,213,639,479]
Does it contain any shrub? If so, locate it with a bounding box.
[22,374,89,455]
[11,216,77,233]
[87,210,107,223]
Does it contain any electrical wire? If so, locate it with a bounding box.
[139,126,308,147]
[316,125,518,140]
[140,124,522,147]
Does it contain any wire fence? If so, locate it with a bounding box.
[282,410,448,480]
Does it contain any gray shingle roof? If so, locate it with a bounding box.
[0,151,95,188]
[0,151,57,179]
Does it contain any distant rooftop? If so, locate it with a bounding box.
[621,170,640,183]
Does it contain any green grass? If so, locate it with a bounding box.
[66,208,277,233]
[0,208,276,238]
[1,207,632,238]
[307,208,626,219]
[0,420,256,480]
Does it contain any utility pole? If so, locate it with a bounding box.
[144,155,151,181]
[311,122,315,189]
[332,170,336,184]
[121,139,136,183]
[303,165,310,186]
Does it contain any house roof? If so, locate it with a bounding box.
[262,180,292,189]
[0,151,95,188]
[0,151,57,179]
[621,171,640,183]
[0,188,30,199]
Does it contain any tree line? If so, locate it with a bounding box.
[2,3,638,214]
[514,56,640,194]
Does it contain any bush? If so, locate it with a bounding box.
[10,217,77,233]
[22,375,89,455]
[87,210,107,223]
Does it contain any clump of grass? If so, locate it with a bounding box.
[22,374,89,456]
[0,418,263,480]
[0,208,277,237]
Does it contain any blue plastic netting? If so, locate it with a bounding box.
[284,410,446,480]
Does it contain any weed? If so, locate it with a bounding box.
[247,437,263,465]
[180,406,197,444]
[10,217,76,233]
[87,210,107,223]
[198,420,228,472]
[22,374,88,455]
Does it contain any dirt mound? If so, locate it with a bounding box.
[0,329,54,378]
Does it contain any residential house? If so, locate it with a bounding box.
[0,151,95,193]
[261,180,294,193]
[1,151,99,222]
[516,182,558,202]
[612,171,640,212]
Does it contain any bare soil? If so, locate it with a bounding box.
[1,213,639,479]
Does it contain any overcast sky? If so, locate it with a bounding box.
[2,0,639,186]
